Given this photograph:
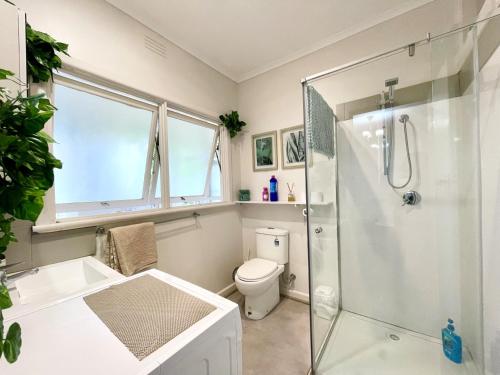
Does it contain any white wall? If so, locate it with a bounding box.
[0,1,25,93]
[335,96,481,343]
[479,43,500,375]
[3,0,243,294]
[15,0,237,118]
[235,0,478,302]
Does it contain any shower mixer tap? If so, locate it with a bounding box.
[402,191,420,206]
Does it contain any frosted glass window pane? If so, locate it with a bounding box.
[167,116,215,197]
[53,84,153,204]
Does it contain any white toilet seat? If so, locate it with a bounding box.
[235,261,285,320]
[235,261,284,297]
[237,258,277,282]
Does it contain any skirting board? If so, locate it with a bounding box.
[282,289,310,304]
[217,282,237,297]
[217,282,310,305]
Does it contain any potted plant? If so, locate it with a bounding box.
[219,111,246,138]
[0,24,67,364]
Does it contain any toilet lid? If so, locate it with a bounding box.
[237,258,277,281]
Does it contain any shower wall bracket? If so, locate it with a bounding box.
[409,43,416,57]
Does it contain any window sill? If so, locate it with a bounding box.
[32,202,236,234]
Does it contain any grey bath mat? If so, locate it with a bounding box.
[84,274,216,360]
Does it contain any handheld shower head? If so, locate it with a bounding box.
[385,113,413,190]
[399,114,409,124]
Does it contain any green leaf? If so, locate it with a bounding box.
[0,69,14,80]
[0,135,16,151]
[26,24,69,83]
[11,195,45,222]
[55,42,69,55]
[38,131,56,144]
[0,285,13,309]
[3,322,22,363]
[219,110,246,138]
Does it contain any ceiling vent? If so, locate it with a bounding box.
[144,35,166,58]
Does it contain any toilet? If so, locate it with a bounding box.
[235,227,289,320]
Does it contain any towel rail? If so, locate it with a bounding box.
[95,212,200,234]
[33,202,236,234]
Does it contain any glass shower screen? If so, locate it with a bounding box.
[304,20,485,374]
[304,84,340,365]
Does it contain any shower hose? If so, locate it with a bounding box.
[386,114,412,189]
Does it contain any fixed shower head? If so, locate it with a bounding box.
[384,77,399,103]
[385,77,399,87]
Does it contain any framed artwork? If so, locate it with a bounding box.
[252,131,277,171]
[280,125,305,169]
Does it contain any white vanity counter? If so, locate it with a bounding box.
[0,268,242,375]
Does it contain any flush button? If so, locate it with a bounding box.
[274,238,279,246]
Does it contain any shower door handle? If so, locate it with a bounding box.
[315,227,323,234]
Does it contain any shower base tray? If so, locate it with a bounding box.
[317,311,478,375]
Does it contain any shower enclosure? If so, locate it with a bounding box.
[304,15,499,375]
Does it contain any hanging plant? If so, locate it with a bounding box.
[219,111,246,138]
[26,24,69,83]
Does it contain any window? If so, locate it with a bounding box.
[53,76,160,219]
[50,73,225,221]
[167,112,222,206]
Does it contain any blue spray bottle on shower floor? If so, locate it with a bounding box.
[442,318,462,364]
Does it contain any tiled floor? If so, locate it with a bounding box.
[227,291,311,375]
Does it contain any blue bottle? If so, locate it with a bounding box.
[270,175,278,202]
[442,319,462,364]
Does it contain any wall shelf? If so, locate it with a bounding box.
[310,201,334,207]
[236,200,306,207]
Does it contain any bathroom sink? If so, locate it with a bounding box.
[14,256,123,306]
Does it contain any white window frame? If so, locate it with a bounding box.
[52,73,161,219]
[165,108,223,207]
[34,69,232,227]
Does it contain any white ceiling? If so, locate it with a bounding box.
[105,0,433,82]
